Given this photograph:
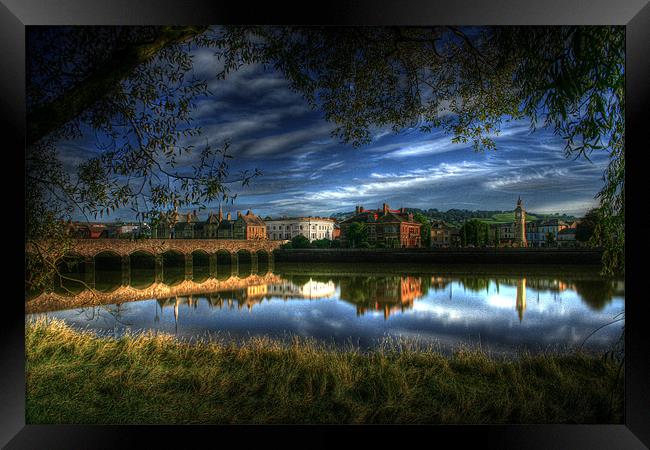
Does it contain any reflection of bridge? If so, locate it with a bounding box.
[26,273,284,314]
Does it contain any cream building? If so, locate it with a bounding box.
[265,217,335,241]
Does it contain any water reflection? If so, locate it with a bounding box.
[28,263,625,353]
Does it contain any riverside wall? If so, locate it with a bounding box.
[272,248,603,265]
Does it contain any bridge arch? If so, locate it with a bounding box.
[216,249,232,265]
[128,251,155,289]
[191,250,210,282]
[256,250,270,274]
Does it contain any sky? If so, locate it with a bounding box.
[60,45,610,221]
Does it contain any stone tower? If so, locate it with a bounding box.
[514,196,527,248]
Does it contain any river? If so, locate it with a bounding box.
[26,259,625,354]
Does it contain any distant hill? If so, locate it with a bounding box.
[330,208,577,228]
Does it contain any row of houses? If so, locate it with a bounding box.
[490,219,580,247]
[151,209,267,240]
[63,198,583,248]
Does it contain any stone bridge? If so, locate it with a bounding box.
[61,238,286,258]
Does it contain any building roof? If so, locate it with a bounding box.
[241,210,265,227]
[265,216,335,223]
[206,212,220,224]
[341,203,419,225]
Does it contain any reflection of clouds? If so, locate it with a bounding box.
[34,274,625,353]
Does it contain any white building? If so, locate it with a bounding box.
[265,217,335,241]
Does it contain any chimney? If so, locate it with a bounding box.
[218,204,223,221]
[383,203,389,215]
[227,212,231,221]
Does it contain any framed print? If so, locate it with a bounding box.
[3,0,649,447]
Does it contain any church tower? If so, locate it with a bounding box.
[514,196,527,248]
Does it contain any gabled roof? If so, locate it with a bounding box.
[206,212,220,224]
[241,211,266,227]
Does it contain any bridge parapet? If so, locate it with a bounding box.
[27,239,287,258]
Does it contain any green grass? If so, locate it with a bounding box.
[26,318,623,424]
[474,212,541,224]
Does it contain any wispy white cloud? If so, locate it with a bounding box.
[483,167,569,190]
[306,162,487,202]
[533,199,599,216]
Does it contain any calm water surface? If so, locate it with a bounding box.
[28,262,625,354]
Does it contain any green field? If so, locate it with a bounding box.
[472,212,577,225]
[26,318,623,425]
[474,212,540,224]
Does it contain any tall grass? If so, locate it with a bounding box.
[26,318,623,424]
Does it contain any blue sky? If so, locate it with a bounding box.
[61,45,610,221]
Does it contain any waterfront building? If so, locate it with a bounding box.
[66,221,111,239]
[557,227,578,247]
[265,217,335,242]
[525,221,543,247]
[339,203,422,248]
[215,210,266,240]
[497,223,515,243]
[217,212,246,239]
[537,218,571,247]
[65,220,144,239]
[174,211,199,239]
[241,210,267,240]
[332,224,341,240]
[204,210,220,238]
[430,221,460,248]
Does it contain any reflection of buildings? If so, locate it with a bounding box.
[247,284,268,298]
[155,278,336,315]
[266,279,336,299]
[430,276,451,291]
[339,276,424,319]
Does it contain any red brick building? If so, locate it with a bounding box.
[339,203,422,248]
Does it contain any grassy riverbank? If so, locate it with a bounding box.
[26,319,623,424]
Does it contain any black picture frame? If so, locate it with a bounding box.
[3,0,648,447]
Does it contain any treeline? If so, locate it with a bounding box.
[331,208,577,228]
